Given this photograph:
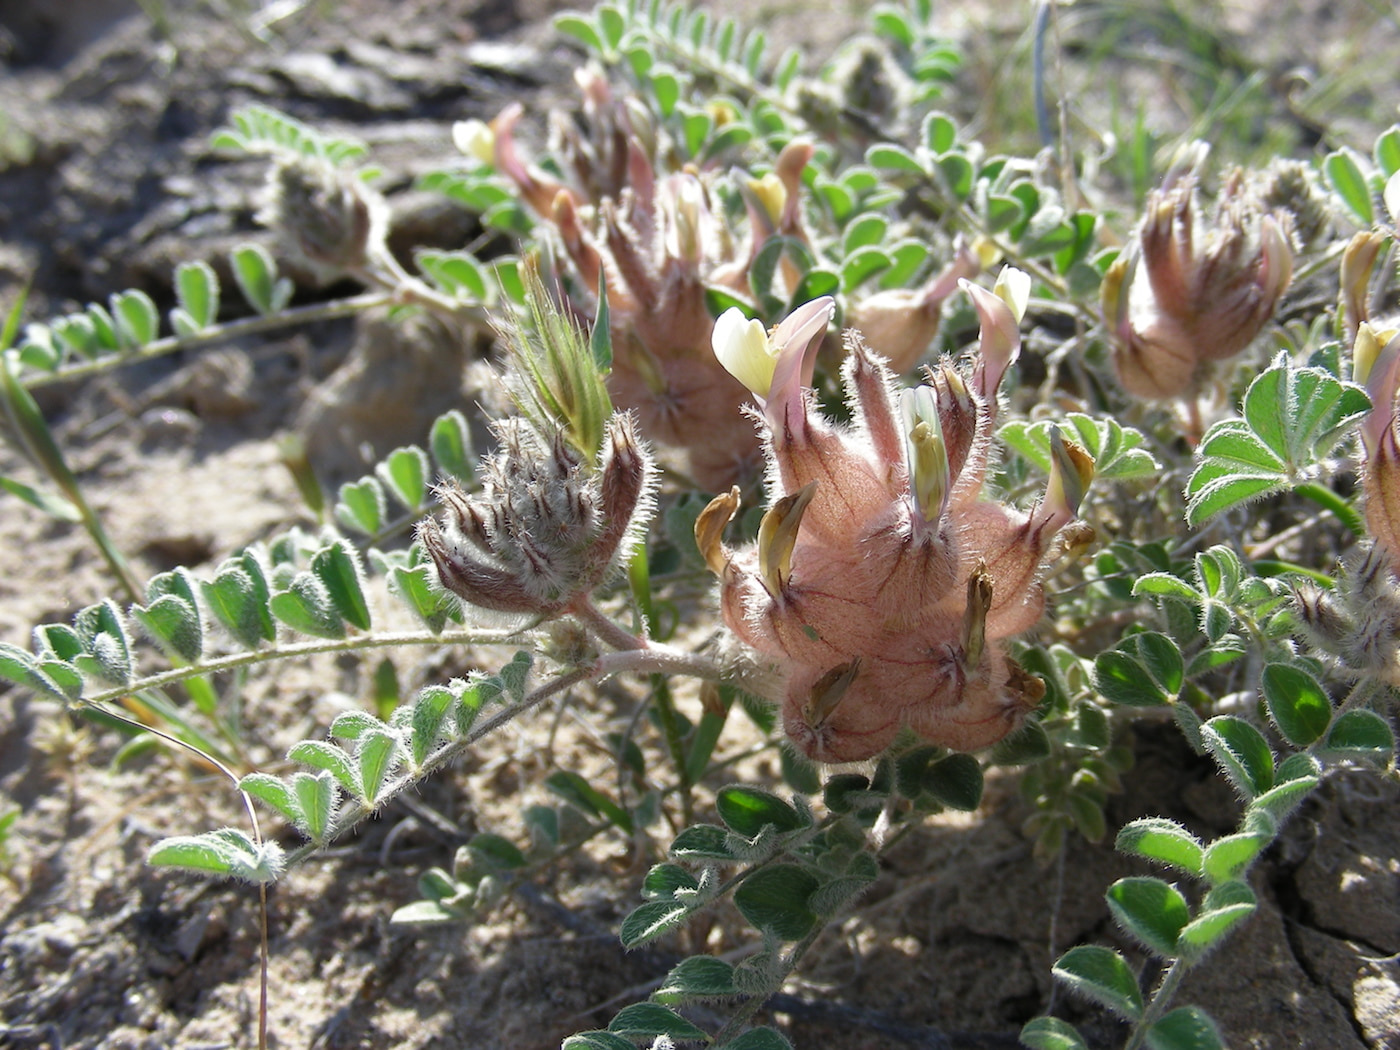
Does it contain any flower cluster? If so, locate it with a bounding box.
[1101,171,1294,400]
[420,412,654,618]
[455,71,977,489]
[698,276,1094,762]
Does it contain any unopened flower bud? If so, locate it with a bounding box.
[1341,231,1386,341]
[263,156,385,274]
[1107,173,1295,400]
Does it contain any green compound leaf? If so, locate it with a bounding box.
[1200,716,1274,798]
[716,786,805,837]
[1115,818,1205,877]
[1186,355,1370,526]
[147,828,285,884]
[654,956,737,1003]
[1176,880,1256,962]
[1146,1006,1225,1050]
[734,864,819,941]
[1261,663,1332,747]
[1020,1016,1089,1050]
[1320,709,1396,764]
[619,899,691,949]
[997,416,1160,483]
[609,1004,708,1043]
[1052,945,1143,1021]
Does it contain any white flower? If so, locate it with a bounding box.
[451,119,495,166]
[712,307,777,397]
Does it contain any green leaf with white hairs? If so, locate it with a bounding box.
[355,729,400,806]
[147,828,285,884]
[109,289,160,349]
[1176,881,1255,962]
[409,685,455,766]
[334,476,387,536]
[238,772,298,824]
[291,770,337,843]
[734,863,819,941]
[270,572,345,639]
[1115,818,1205,877]
[312,540,371,631]
[1202,830,1272,884]
[173,260,219,333]
[498,650,533,702]
[230,242,293,315]
[288,740,360,797]
[1186,355,1370,525]
[73,599,133,687]
[1201,716,1274,798]
[646,957,733,1008]
[619,899,691,949]
[1319,709,1395,764]
[1020,1017,1089,1050]
[717,786,805,837]
[374,446,430,512]
[1052,945,1143,1021]
[718,1028,793,1050]
[1106,877,1190,957]
[429,410,475,484]
[1261,663,1332,747]
[1324,148,1375,225]
[1094,632,1182,707]
[329,711,386,741]
[202,554,276,650]
[1146,1006,1225,1050]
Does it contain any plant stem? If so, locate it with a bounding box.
[1124,958,1185,1050]
[78,627,534,707]
[25,292,394,389]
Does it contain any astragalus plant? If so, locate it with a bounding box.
[1,2,1397,1048]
